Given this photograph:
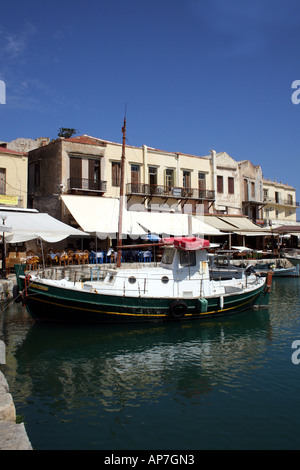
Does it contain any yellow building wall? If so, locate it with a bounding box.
[0,152,28,208]
[103,142,212,199]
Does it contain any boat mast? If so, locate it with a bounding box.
[116,116,126,267]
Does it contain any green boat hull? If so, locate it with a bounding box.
[15,265,270,324]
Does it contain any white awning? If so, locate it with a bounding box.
[203,215,238,231]
[62,195,223,238]
[0,211,88,243]
[218,216,270,234]
[137,212,222,236]
[62,195,146,238]
[204,215,271,235]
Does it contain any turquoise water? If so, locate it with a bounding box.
[1,277,300,450]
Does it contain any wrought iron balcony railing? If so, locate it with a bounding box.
[67,178,107,193]
[126,183,215,201]
[263,197,299,207]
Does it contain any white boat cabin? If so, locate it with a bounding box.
[84,238,256,299]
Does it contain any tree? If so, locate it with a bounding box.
[57,127,78,139]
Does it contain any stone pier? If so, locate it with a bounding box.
[0,341,32,450]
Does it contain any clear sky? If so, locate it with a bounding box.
[0,0,300,213]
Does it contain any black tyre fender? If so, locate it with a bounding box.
[169,299,188,319]
[13,284,21,303]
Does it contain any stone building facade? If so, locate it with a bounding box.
[26,134,298,228]
[263,179,298,227]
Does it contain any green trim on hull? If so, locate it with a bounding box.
[17,275,270,324]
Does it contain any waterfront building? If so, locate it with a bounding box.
[118,143,215,214]
[205,151,265,224]
[27,135,107,221]
[210,151,241,215]
[238,159,264,222]
[0,147,28,209]
[26,134,298,234]
[27,135,216,222]
[262,178,298,227]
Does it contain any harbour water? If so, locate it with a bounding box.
[1,277,300,450]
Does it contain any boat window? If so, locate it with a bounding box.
[161,248,175,265]
[161,276,169,284]
[128,276,136,284]
[179,251,196,267]
[215,256,229,267]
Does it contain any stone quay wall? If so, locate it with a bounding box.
[0,341,32,450]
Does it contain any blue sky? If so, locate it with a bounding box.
[0,0,300,211]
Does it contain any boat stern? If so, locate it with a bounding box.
[14,264,26,289]
[253,271,273,309]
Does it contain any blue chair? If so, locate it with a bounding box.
[139,251,152,262]
[130,250,138,262]
[96,252,104,264]
[89,251,96,264]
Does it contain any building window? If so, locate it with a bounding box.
[287,194,293,205]
[149,166,157,186]
[228,177,234,194]
[0,168,5,194]
[70,156,82,183]
[112,162,121,187]
[243,179,248,201]
[88,159,101,190]
[131,164,140,192]
[217,175,223,193]
[149,166,157,195]
[183,171,191,189]
[198,172,206,198]
[165,169,175,189]
[198,172,206,190]
[251,182,255,198]
[89,159,100,182]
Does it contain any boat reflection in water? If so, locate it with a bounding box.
[10,308,272,411]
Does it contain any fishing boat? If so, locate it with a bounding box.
[272,265,299,277]
[284,253,300,267]
[13,119,273,324]
[255,262,299,277]
[13,236,273,323]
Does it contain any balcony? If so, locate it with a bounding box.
[67,178,107,194]
[126,183,215,201]
[263,197,299,207]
